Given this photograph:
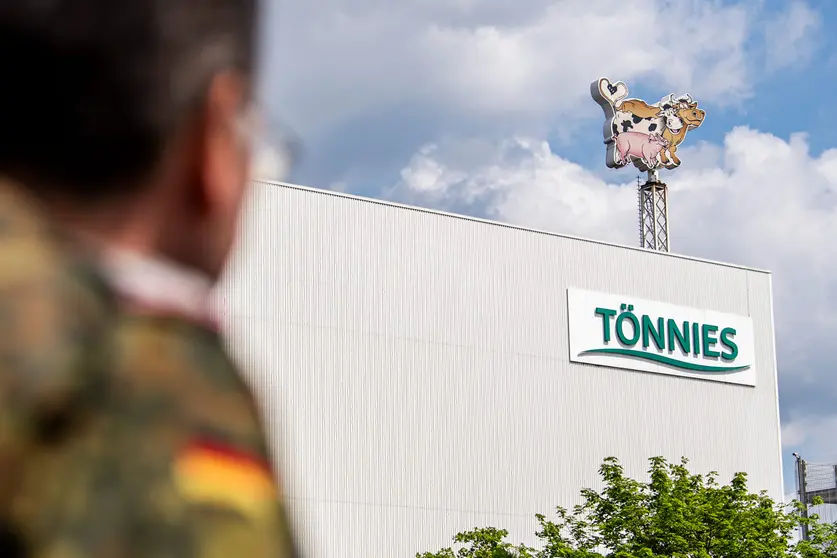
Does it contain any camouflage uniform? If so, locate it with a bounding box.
[0,179,296,556]
[0,179,117,555]
[98,247,299,558]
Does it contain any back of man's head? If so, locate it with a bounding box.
[0,0,261,277]
[0,0,258,199]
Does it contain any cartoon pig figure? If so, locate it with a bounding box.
[615,131,668,168]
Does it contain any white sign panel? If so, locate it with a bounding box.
[567,288,756,386]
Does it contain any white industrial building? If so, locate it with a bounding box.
[217,180,784,557]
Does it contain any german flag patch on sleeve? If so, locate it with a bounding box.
[174,440,279,519]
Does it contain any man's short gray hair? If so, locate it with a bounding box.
[0,0,259,199]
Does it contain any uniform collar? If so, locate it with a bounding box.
[0,179,218,326]
[97,246,217,326]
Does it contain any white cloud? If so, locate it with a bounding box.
[328,180,349,192]
[261,0,761,138]
[763,1,820,71]
[390,137,637,242]
[782,416,837,461]
[389,127,837,455]
[782,421,809,449]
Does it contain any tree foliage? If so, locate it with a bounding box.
[796,498,837,558]
[418,457,837,558]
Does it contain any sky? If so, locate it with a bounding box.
[255,0,837,497]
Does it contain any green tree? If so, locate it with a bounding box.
[418,456,835,558]
[416,527,536,558]
[796,498,837,558]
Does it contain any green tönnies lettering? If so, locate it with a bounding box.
[583,303,749,373]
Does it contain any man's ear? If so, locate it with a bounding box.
[198,71,251,216]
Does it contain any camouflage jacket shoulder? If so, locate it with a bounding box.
[108,313,299,558]
[0,180,116,401]
[0,180,117,501]
[11,312,298,558]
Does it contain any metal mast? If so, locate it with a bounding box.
[795,453,810,541]
[638,169,670,252]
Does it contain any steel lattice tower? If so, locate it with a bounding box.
[637,170,670,252]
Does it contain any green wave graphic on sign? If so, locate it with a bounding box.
[579,348,750,374]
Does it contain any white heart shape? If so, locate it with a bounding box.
[598,78,628,106]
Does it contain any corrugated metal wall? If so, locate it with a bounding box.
[216,181,783,557]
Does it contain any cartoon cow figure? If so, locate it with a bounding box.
[611,108,682,140]
[615,131,669,169]
[591,78,705,171]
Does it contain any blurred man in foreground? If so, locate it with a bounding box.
[0,0,296,555]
